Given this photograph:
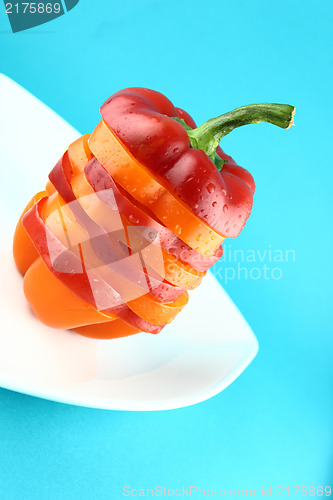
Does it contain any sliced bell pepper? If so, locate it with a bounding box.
[84,156,222,271]
[44,154,190,326]
[73,319,141,339]
[101,89,293,238]
[48,154,184,303]
[88,120,226,256]
[126,289,189,325]
[84,158,209,288]
[159,248,205,290]
[43,189,184,304]
[15,87,294,340]
[67,133,93,175]
[24,256,116,329]
[24,255,142,338]
[13,190,48,275]
[45,181,56,195]
[22,197,165,334]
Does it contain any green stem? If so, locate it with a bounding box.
[184,103,295,169]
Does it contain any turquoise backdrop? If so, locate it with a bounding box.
[0,1,332,498]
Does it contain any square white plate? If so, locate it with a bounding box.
[0,74,258,411]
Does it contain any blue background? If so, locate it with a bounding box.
[0,1,332,498]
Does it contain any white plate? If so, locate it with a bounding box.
[0,74,258,411]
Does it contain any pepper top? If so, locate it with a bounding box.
[101,88,294,238]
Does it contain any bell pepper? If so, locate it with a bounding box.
[13,87,294,339]
[60,136,224,273]
[47,153,185,304]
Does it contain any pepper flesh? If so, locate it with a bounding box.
[24,256,117,329]
[100,88,255,238]
[13,191,47,275]
[13,88,295,339]
[89,120,226,256]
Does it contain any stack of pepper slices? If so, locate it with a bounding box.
[13,88,294,339]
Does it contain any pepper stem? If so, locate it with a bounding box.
[187,103,295,158]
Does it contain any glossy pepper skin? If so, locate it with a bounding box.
[13,88,295,339]
[101,88,255,238]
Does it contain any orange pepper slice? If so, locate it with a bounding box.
[13,191,48,275]
[88,120,226,256]
[23,256,117,329]
[45,135,93,197]
[45,180,56,195]
[67,136,208,290]
[126,290,189,325]
[120,212,205,290]
[160,248,206,290]
[69,137,126,232]
[43,193,155,304]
